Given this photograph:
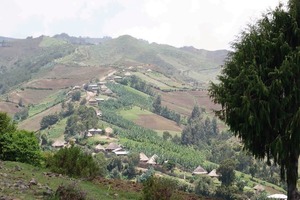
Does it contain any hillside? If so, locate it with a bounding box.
[0,34,289,199]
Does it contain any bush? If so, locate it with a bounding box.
[40,114,59,129]
[51,182,87,200]
[195,176,216,197]
[142,176,177,200]
[46,145,99,178]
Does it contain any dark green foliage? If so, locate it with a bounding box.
[0,112,41,165]
[195,176,215,197]
[65,106,97,137]
[71,91,81,101]
[14,107,29,121]
[209,1,300,198]
[163,131,172,141]
[152,95,162,114]
[0,112,16,134]
[123,75,154,96]
[46,145,99,178]
[217,159,236,186]
[107,156,122,172]
[40,114,59,129]
[93,152,108,177]
[142,176,177,200]
[0,130,41,165]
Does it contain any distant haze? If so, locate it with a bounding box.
[1,0,287,50]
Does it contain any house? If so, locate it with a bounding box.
[253,184,265,192]
[86,132,93,137]
[87,84,99,92]
[192,165,207,175]
[114,75,123,80]
[103,89,113,95]
[139,152,149,162]
[100,85,108,91]
[88,128,102,135]
[124,72,131,76]
[96,110,102,117]
[94,144,105,152]
[52,140,66,148]
[105,143,121,152]
[113,148,129,156]
[147,154,158,165]
[95,97,105,102]
[207,169,220,177]
[88,98,98,105]
[73,86,81,90]
[267,194,287,200]
[105,127,113,136]
[97,81,107,86]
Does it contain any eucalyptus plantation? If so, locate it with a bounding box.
[209,1,300,199]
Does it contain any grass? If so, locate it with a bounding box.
[41,118,67,140]
[39,36,66,47]
[132,72,172,90]
[28,90,65,117]
[155,130,181,137]
[0,161,141,200]
[119,106,152,121]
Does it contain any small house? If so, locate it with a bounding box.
[52,140,66,148]
[207,169,219,178]
[139,152,149,162]
[88,128,102,135]
[192,165,207,175]
[94,144,105,152]
[88,98,98,105]
[113,148,129,156]
[147,154,158,165]
[105,143,121,152]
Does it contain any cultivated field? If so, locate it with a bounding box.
[0,101,19,116]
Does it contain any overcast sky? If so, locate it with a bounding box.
[0,0,288,50]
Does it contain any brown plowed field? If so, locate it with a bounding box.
[9,89,58,105]
[157,90,221,116]
[0,101,19,116]
[134,114,182,132]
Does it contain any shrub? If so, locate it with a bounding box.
[46,145,99,178]
[51,182,87,200]
[142,176,177,200]
[195,176,216,197]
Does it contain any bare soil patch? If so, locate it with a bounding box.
[0,101,19,116]
[18,103,62,131]
[9,88,58,105]
[158,90,221,116]
[134,114,182,132]
[25,65,113,89]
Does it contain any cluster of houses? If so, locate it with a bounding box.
[191,165,220,178]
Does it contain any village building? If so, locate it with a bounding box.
[105,127,113,136]
[88,98,98,106]
[100,85,108,91]
[52,140,66,148]
[113,148,129,156]
[139,152,149,162]
[97,81,107,86]
[103,88,113,95]
[105,143,121,152]
[72,85,81,90]
[113,75,123,80]
[207,169,220,178]
[147,154,158,165]
[192,165,208,175]
[94,144,105,153]
[124,72,131,76]
[88,128,102,135]
[253,184,265,193]
[87,84,99,92]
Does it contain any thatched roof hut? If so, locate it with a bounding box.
[139,152,149,162]
[192,165,208,175]
[105,143,120,151]
[52,140,66,148]
[147,154,158,165]
[94,144,105,152]
[208,169,219,177]
[253,184,265,192]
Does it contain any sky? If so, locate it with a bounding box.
[0,0,288,50]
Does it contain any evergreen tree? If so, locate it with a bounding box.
[152,95,162,114]
[209,1,300,198]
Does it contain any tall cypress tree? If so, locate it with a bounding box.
[209,1,300,199]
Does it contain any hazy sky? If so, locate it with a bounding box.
[1,0,288,50]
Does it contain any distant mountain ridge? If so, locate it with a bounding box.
[0,33,229,94]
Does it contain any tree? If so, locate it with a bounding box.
[40,114,59,129]
[152,95,162,114]
[71,91,81,101]
[217,159,236,186]
[0,130,41,165]
[209,1,300,199]
[195,176,215,197]
[163,131,172,141]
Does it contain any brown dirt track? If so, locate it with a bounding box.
[134,113,182,132]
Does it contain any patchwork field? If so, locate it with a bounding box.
[0,101,19,116]
[158,89,221,116]
[120,106,182,132]
[26,65,113,89]
[18,103,62,131]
